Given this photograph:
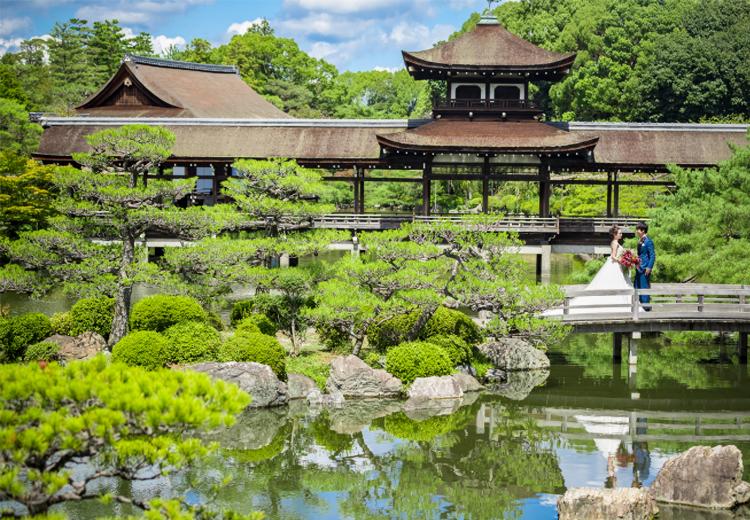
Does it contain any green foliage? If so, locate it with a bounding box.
[163,321,222,364]
[68,296,114,338]
[650,134,750,283]
[0,312,52,362]
[285,352,330,390]
[23,341,61,362]
[425,335,473,366]
[232,295,285,328]
[237,314,276,336]
[567,257,606,285]
[0,357,249,514]
[0,98,42,155]
[421,307,482,345]
[49,312,72,335]
[130,295,207,332]
[111,330,169,370]
[315,322,351,352]
[0,152,57,237]
[219,332,287,380]
[385,341,453,385]
[367,312,419,352]
[376,410,470,443]
[663,331,721,345]
[364,352,383,369]
[235,319,261,336]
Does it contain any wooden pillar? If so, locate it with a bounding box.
[606,172,613,217]
[539,161,551,218]
[629,331,640,366]
[482,156,490,213]
[352,169,360,214]
[612,332,623,363]
[422,161,432,216]
[739,332,748,365]
[613,171,620,217]
[358,168,366,214]
[186,164,197,206]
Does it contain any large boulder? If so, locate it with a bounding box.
[452,373,483,393]
[306,388,345,408]
[407,375,464,401]
[488,369,550,401]
[190,361,288,408]
[326,355,402,398]
[478,337,550,371]
[45,332,106,361]
[328,399,403,434]
[558,488,658,520]
[287,373,319,400]
[650,445,750,509]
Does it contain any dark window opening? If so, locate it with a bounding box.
[494,85,521,99]
[455,85,482,100]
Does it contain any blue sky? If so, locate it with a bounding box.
[0,0,492,71]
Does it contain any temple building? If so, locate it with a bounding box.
[35,16,749,216]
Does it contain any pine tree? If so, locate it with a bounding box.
[48,18,93,112]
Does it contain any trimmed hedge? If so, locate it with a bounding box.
[50,312,72,335]
[0,313,52,362]
[385,341,453,385]
[69,297,115,338]
[111,330,169,370]
[367,312,418,352]
[219,331,287,380]
[130,295,207,332]
[162,321,221,364]
[24,341,61,362]
[238,313,276,336]
[422,307,482,345]
[425,335,472,366]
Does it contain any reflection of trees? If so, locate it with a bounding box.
[558,333,733,390]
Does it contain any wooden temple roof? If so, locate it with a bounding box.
[76,55,289,119]
[403,16,576,79]
[376,120,599,155]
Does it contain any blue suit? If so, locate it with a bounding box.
[635,236,655,306]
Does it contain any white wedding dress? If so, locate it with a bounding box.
[546,243,634,316]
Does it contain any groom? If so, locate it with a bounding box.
[634,222,655,310]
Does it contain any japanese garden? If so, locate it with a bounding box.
[1,0,750,518]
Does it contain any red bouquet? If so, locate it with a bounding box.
[619,250,641,269]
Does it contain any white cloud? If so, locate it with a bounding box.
[226,18,265,37]
[75,0,214,27]
[278,13,373,39]
[76,6,152,24]
[373,65,400,72]
[0,37,24,56]
[387,22,453,49]
[151,34,186,54]
[0,17,31,37]
[283,0,406,14]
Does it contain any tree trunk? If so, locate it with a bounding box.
[352,335,364,357]
[108,234,135,347]
[290,318,298,356]
[406,306,436,342]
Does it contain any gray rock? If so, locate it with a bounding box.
[650,445,750,509]
[326,355,402,398]
[328,399,403,434]
[287,373,319,400]
[46,332,106,361]
[478,337,550,371]
[484,368,507,383]
[190,362,288,408]
[488,369,549,401]
[558,488,658,520]
[407,376,464,401]
[452,373,483,392]
[209,408,286,450]
[307,388,345,408]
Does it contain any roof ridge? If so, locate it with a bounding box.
[124,54,238,74]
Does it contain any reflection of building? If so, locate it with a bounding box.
[35,16,748,217]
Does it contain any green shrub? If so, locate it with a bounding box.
[230,294,284,327]
[235,319,261,335]
[663,331,719,345]
[286,352,330,390]
[206,310,225,331]
[385,341,452,385]
[421,307,482,345]
[130,295,207,332]
[364,352,383,369]
[316,323,350,352]
[69,297,115,338]
[367,312,419,352]
[219,332,287,380]
[0,313,52,362]
[241,313,277,336]
[111,331,169,370]
[162,321,222,364]
[24,341,61,362]
[50,312,72,335]
[426,335,472,366]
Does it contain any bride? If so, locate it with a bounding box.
[547,225,634,315]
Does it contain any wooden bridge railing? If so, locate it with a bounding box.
[312,214,559,232]
[559,284,750,322]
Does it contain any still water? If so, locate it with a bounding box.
[58,334,750,519]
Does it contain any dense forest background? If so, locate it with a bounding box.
[2,0,749,122]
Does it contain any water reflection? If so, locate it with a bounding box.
[56,336,750,519]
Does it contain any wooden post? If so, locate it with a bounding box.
[606,172,612,217]
[422,161,432,216]
[628,332,640,366]
[358,168,365,214]
[352,171,360,214]
[632,289,640,320]
[697,294,705,312]
[612,333,623,363]
[563,297,571,316]
[539,161,550,218]
[739,332,748,365]
[613,171,620,217]
[540,244,552,284]
[482,156,490,213]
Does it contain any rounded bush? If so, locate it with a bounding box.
[218,332,286,380]
[50,312,72,335]
[111,331,169,370]
[130,295,207,332]
[240,313,276,336]
[364,352,383,369]
[235,318,261,336]
[24,341,61,362]
[367,312,419,352]
[0,313,52,362]
[230,295,284,327]
[162,321,221,364]
[385,341,452,385]
[421,307,482,345]
[426,335,472,366]
[69,297,114,338]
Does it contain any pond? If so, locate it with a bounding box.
[57,334,750,519]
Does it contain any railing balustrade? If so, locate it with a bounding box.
[433,98,538,111]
